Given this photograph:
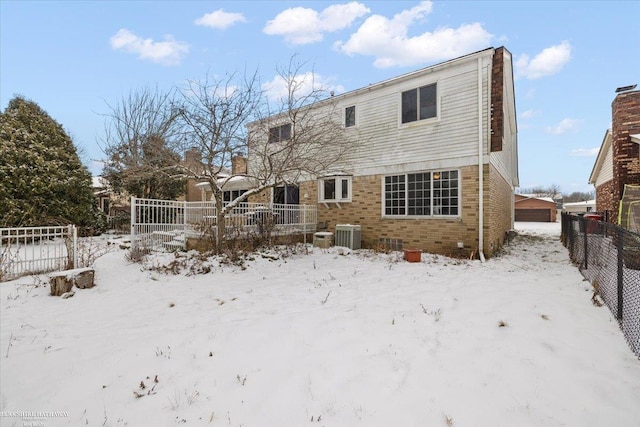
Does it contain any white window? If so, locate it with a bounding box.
[223,189,248,205]
[268,123,291,143]
[401,83,437,124]
[345,105,356,128]
[319,176,352,203]
[384,170,459,217]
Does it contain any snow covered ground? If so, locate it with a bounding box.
[1,222,639,427]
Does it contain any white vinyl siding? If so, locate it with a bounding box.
[596,145,614,186]
[338,58,489,175]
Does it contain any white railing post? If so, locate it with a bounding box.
[303,206,307,245]
[72,224,78,269]
[183,200,188,250]
[130,197,136,250]
[183,200,187,230]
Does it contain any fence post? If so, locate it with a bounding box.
[615,226,624,322]
[72,225,78,269]
[183,200,188,250]
[130,197,136,251]
[583,217,589,269]
[304,206,308,245]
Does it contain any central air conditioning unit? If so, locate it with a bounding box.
[335,224,361,250]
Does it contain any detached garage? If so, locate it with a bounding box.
[515,194,558,222]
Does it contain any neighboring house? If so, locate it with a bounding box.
[181,147,249,202]
[92,176,112,214]
[181,147,211,202]
[185,150,249,202]
[589,88,640,223]
[245,46,518,259]
[91,176,131,222]
[514,194,557,222]
[562,200,596,215]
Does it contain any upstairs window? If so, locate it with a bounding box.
[345,105,356,128]
[401,83,437,124]
[268,123,291,143]
[319,176,352,203]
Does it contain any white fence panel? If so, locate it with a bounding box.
[1,225,77,282]
[130,197,318,252]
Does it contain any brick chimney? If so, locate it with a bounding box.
[611,89,640,221]
[184,147,201,166]
[490,46,506,152]
[231,155,247,175]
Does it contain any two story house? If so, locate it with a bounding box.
[246,46,518,259]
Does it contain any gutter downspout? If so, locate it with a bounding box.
[478,57,486,262]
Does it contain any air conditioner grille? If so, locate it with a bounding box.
[335,224,361,249]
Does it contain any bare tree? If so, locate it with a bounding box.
[547,184,562,200]
[100,86,185,200]
[178,59,360,251]
[564,191,595,203]
[177,71,263,248]
[518,184,562,199]
[248,58,356,187]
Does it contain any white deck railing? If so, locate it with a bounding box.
[1,225,77,282]
[130,197,318,252]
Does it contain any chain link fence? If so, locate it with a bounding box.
[561,212,640,357]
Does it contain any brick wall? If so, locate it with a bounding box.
[611,90,640,221]
[183,148,204,202]
[487,164,514,256]
[232,156,247,175]
[247,165,512,259]
[595,179,616,220]
[490,47,505,153]
[306,166,484,258]
[248,187,271,204]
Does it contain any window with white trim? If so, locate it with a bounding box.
[401,83,437,124]
[223,189,248,205]
[384,170,459,217]
[268,123,291,143]
[345,105,356,128]
[319,176,352,203]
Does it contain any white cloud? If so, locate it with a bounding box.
[262,72,344,101]
[263,2,370,45]
[194,9,247,29]
[520,109,538,119]
[569,148,599,157]
[545,118,581,135]
[335,1,492,68]
[110,29,189,66]
[516,41,572,80]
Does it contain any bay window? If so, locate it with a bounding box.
[319,176,351,203]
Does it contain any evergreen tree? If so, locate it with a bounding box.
[0,96,105,234]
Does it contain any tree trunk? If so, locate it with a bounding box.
[49,268,95,296]
[50,276,74,296]
[216,198,225,253]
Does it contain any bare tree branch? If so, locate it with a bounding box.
[100,86,185,199]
